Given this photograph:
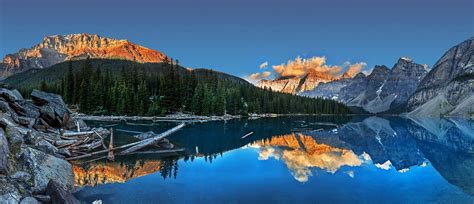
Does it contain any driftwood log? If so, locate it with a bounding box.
[66,123,185,160]
[107,128,114,161]
[120,123,185,155]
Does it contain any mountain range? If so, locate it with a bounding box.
[1,34,472,117]
[260,38,473,117]
[0,33,167,78]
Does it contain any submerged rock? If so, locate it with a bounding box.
[20,147,74,193]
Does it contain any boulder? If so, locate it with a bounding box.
[20,196,39,204]
[20,147,74,193]
[0,100,12,113]
[10,90,24,101]
[16,101,40,119]
[36,139,59,156]
[0,88,22,103]
[5,125,28,145]
[46,180,79,204]
[17,117,35,128]
[0,190,21,204]
[31,90,72,129]
[0,129,9,175]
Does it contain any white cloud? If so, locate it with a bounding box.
[259,61,268,69]
[246,71,271,83]
[344,62,367,77]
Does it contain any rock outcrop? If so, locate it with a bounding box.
[21,147,74,193]
[0,88,87,203]
[1,33,168,78]
[407,37,474,118]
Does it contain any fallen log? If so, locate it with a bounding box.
[62,131,94,137]
[241,132,254,139]
[107,128,114,161]
[74,140,102,151]
[54,140,79,147]
[66,123,185,160]
[120,123,185,155]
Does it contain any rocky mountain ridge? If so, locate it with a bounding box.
[301,58,428,113]
[407,37,474,118]
[257,68,352,94]
[1,33,167,78]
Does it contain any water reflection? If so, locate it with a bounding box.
[248,133,365,182]
[74,116,474,197]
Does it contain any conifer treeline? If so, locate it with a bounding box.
[34,58,351,116]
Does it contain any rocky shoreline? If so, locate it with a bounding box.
[0,88,91,204]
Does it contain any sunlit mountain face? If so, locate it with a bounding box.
[74,117,474,202]
[248,133,365,182]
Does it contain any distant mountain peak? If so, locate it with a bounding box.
[1,33,168,78]
[399,57,413,62]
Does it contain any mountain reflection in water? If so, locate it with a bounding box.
[74,116,474,202]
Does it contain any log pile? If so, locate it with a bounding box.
[66,123,186,161]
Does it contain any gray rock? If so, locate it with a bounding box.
[10,90,23,101]
[5,125,28,146]
[0,129,9,175]
[0,88,22,103]
[17,117,34,128]
[15,101,40,119]
[36,139,59,156]
[20,197,38,204]
[31,90,72,129]
[9,171,31,182]
[20,147,74,193]
[0,101,12,113]
[0,180,21,204]
[0,192,21,204]
[46,180,79,204]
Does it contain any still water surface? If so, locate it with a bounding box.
[74,116,474,203]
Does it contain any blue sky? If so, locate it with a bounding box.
[1,0,473,79]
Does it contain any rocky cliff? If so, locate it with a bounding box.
[407,37,474,118]
[301,58,428,113]
[1,34,167,78]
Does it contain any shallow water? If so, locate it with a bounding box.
[73,116,474,203]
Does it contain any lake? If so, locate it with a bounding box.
[73,116,474,204]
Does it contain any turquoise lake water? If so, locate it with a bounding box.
[74,116,474,203]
